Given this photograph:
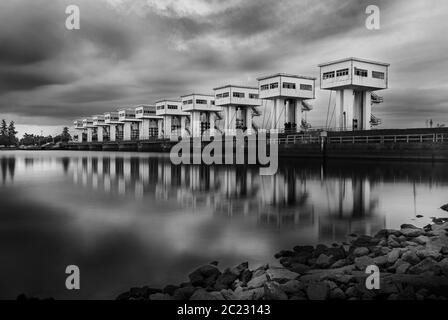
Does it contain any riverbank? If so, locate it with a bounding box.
[117,218,448,300]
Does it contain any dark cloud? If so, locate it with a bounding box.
[0,0,447,133]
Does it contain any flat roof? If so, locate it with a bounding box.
[154,99,181,104]
[104,111,119,115]
[180,93,214,98]
[117,107,136,112]
[213,84,258,91]
[257,73,317,81]
[318,57,390,67]
[135,104,155,108]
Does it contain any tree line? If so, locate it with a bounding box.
[0,119,72,147]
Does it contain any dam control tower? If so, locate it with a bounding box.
[257,73,315,133]
[319,57,389,131]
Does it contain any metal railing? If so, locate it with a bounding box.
[327,133,447,144]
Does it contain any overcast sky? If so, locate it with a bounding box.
[1,0,448,137]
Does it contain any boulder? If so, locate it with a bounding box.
[373,255,388,267]
[439,258,448,276]
[401,228,425,238]
[149,293,172,300]
[234,287,264,300]
[247,274,268,289]
[395,262,411,274]
[415,249,442,261]
[188,265,221,288]
[387,248,402,264]
[172,286,196,300]
[330,287,346,300]
[190,289,220,300]
[240,269,253,284]
[266,268,300,282]
[230,262,249,277]
[331,259,349,269]
[289,263,310,274]
[353,247,370,257]
[215,269,238,291]
[354,256,374,271]
[401,251,420,265]
[352,235,380,247]
[306,283,329,300]
[315,254,332,268]
[280,280,305,294]
[408,258,441,275]
[413,235,430,245]
[264,282,288,300]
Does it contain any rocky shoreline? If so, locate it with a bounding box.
[117,218,448,300]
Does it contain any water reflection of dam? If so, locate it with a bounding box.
[67,155,387,239]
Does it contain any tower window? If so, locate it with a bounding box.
[372,71,385,79]
[270,82,279,89]
[355,68,368,77]
[233,92,245,98]
[249,93,259,99]
[196,99,207,104]
[336,68,349,77]
[260,84,269,91]
[323,71,335,79]
[282,82,296,89]
[300,84,313,91]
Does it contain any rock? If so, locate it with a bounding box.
[315,254,332,268]
[215,269,238,291]
[274,250,295,259]
[289,263,310,274]
[220,289,236,300]
[426,234,448,252]
[439,258,448,276]
[408,258,441,275]
[330,287,346,300]
[415,249,441,261]
[149,293,172,300]
[280,280,305,294]
[401,228,425,238]
[293,245,314,253]
[395,262,411,274]
[441,204,448,212]
[306,283,329,300]
[353,247,370,257]
[387,248,402,264]
[354,256,374,271]
[188,265,221,288]
[264,282,288,300]
[401,251,420,265]
[230,262,249,277]
[266,268,300,282]
[413,235,430,245]
[331,259,349,269]
[373,255,388,267]
[210,261,219,266]
[172,286,196,300]
[401,224,419,230]
[163,285,179,296]
[240,269,253,284]
[209,291,225,300]
[190,289,220,300]
[345,286,357,298]
[326,247,346,261]
[234,288,264,300]
[247,274,268,289]
[352,235,380,247]
[129,286,160,299]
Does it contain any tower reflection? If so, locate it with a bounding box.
[69,155,385,240]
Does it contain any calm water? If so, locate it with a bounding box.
[1,150,448,299]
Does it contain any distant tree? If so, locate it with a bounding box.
[7,121,18,145]
[61,127,71,142]
[0,119,7,136]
